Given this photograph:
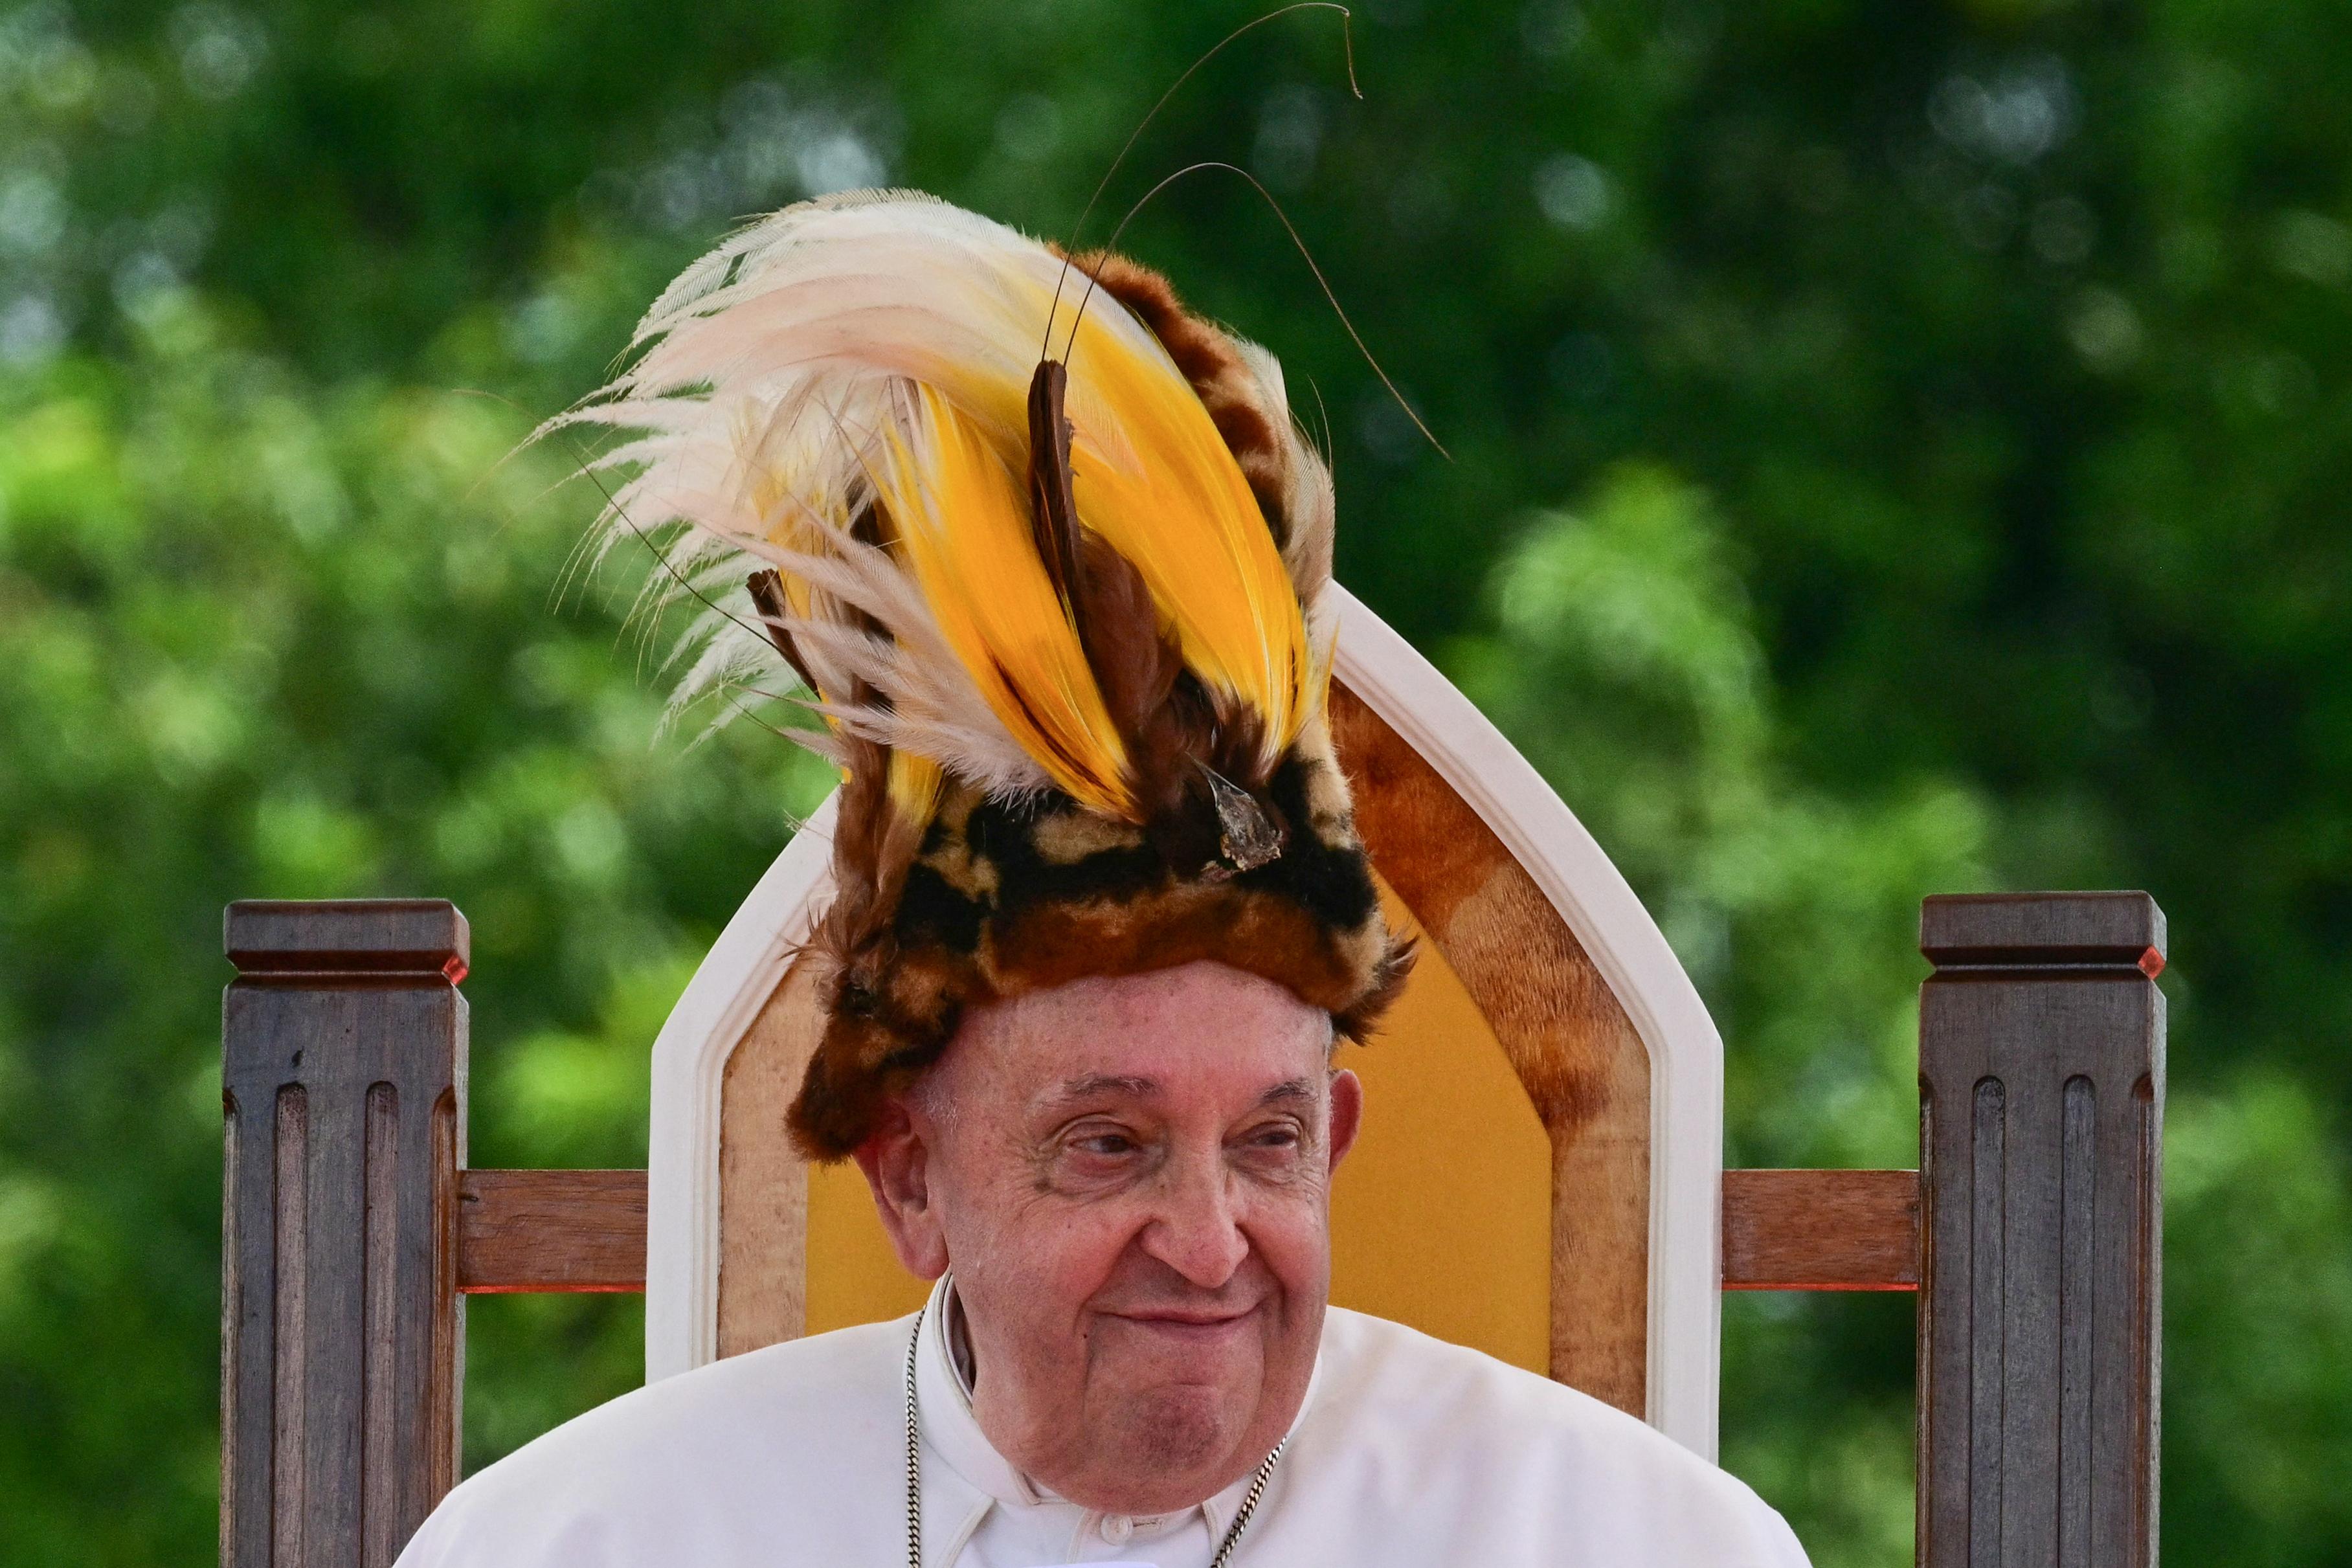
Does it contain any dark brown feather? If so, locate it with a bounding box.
[1071,530,1184,790]
[744,569,820,694]
[1025,360,1086,618]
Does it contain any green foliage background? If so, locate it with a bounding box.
[3,0,2347,1562]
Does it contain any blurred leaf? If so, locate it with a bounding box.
[5,0,2349,1562]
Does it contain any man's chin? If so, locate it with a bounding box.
[1129,1377,1241,1439]
[1056,1388,1256,1512]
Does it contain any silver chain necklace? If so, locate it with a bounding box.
[903,1303,1287,1568]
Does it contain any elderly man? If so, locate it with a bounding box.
[398,192,1808,1567]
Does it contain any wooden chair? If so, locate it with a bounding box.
[220,588,2166,1567]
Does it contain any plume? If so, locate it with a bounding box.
[543,190,1317,831]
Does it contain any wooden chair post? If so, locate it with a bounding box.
[221,900,470,1568]
[1917,892,2166,1568]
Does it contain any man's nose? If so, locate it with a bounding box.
[1139,1156,1249,1289]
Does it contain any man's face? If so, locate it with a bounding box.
[857,960,1361,1515]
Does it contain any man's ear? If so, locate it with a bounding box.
[1326,1068,1364,1173]
[853,1097,950,1280]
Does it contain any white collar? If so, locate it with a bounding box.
[912,1274,1322,1543]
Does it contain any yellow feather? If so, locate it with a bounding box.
[691,219,1314,809]
[878,385,1135,818]
[799,265,1311,774]
[887,750,943,823]
[1058,304,1311,770]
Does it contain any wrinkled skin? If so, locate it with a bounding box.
[855,959,1363,1515]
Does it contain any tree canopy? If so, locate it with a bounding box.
[3,1,2349,1562]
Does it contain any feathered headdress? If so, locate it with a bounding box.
[554,190,1411,1158]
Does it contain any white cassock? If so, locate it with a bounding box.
[399,1277,1808,1567]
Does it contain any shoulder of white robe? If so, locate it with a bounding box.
[1305,1309,1814,1565]
[392,1313,922,1565]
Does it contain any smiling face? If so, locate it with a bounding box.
[855,959,1361,1514]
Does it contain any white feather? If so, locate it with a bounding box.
[541,189,1301,798]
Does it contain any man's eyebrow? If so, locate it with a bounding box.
[1036,1073,1158,1111]
[1032,1074,1319,1114]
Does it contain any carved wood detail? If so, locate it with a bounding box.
[221,899,467,1568]
[1916,891,2166,1568]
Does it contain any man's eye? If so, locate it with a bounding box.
[1243,1124,1303,1151]
[1072,1131,1137,1156]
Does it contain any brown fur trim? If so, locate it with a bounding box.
[785,740,1414,1160]
[989,884,1372,1009]
[1332,933,1418,1044]
[788,910,1414,1162]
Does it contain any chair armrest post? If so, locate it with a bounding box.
[222,899,470,1568]
[1916,891,2166,1568]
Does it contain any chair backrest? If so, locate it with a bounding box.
[217,816,2169,1567]
[221,851,2164,1561]
[642,587,1729,1457]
